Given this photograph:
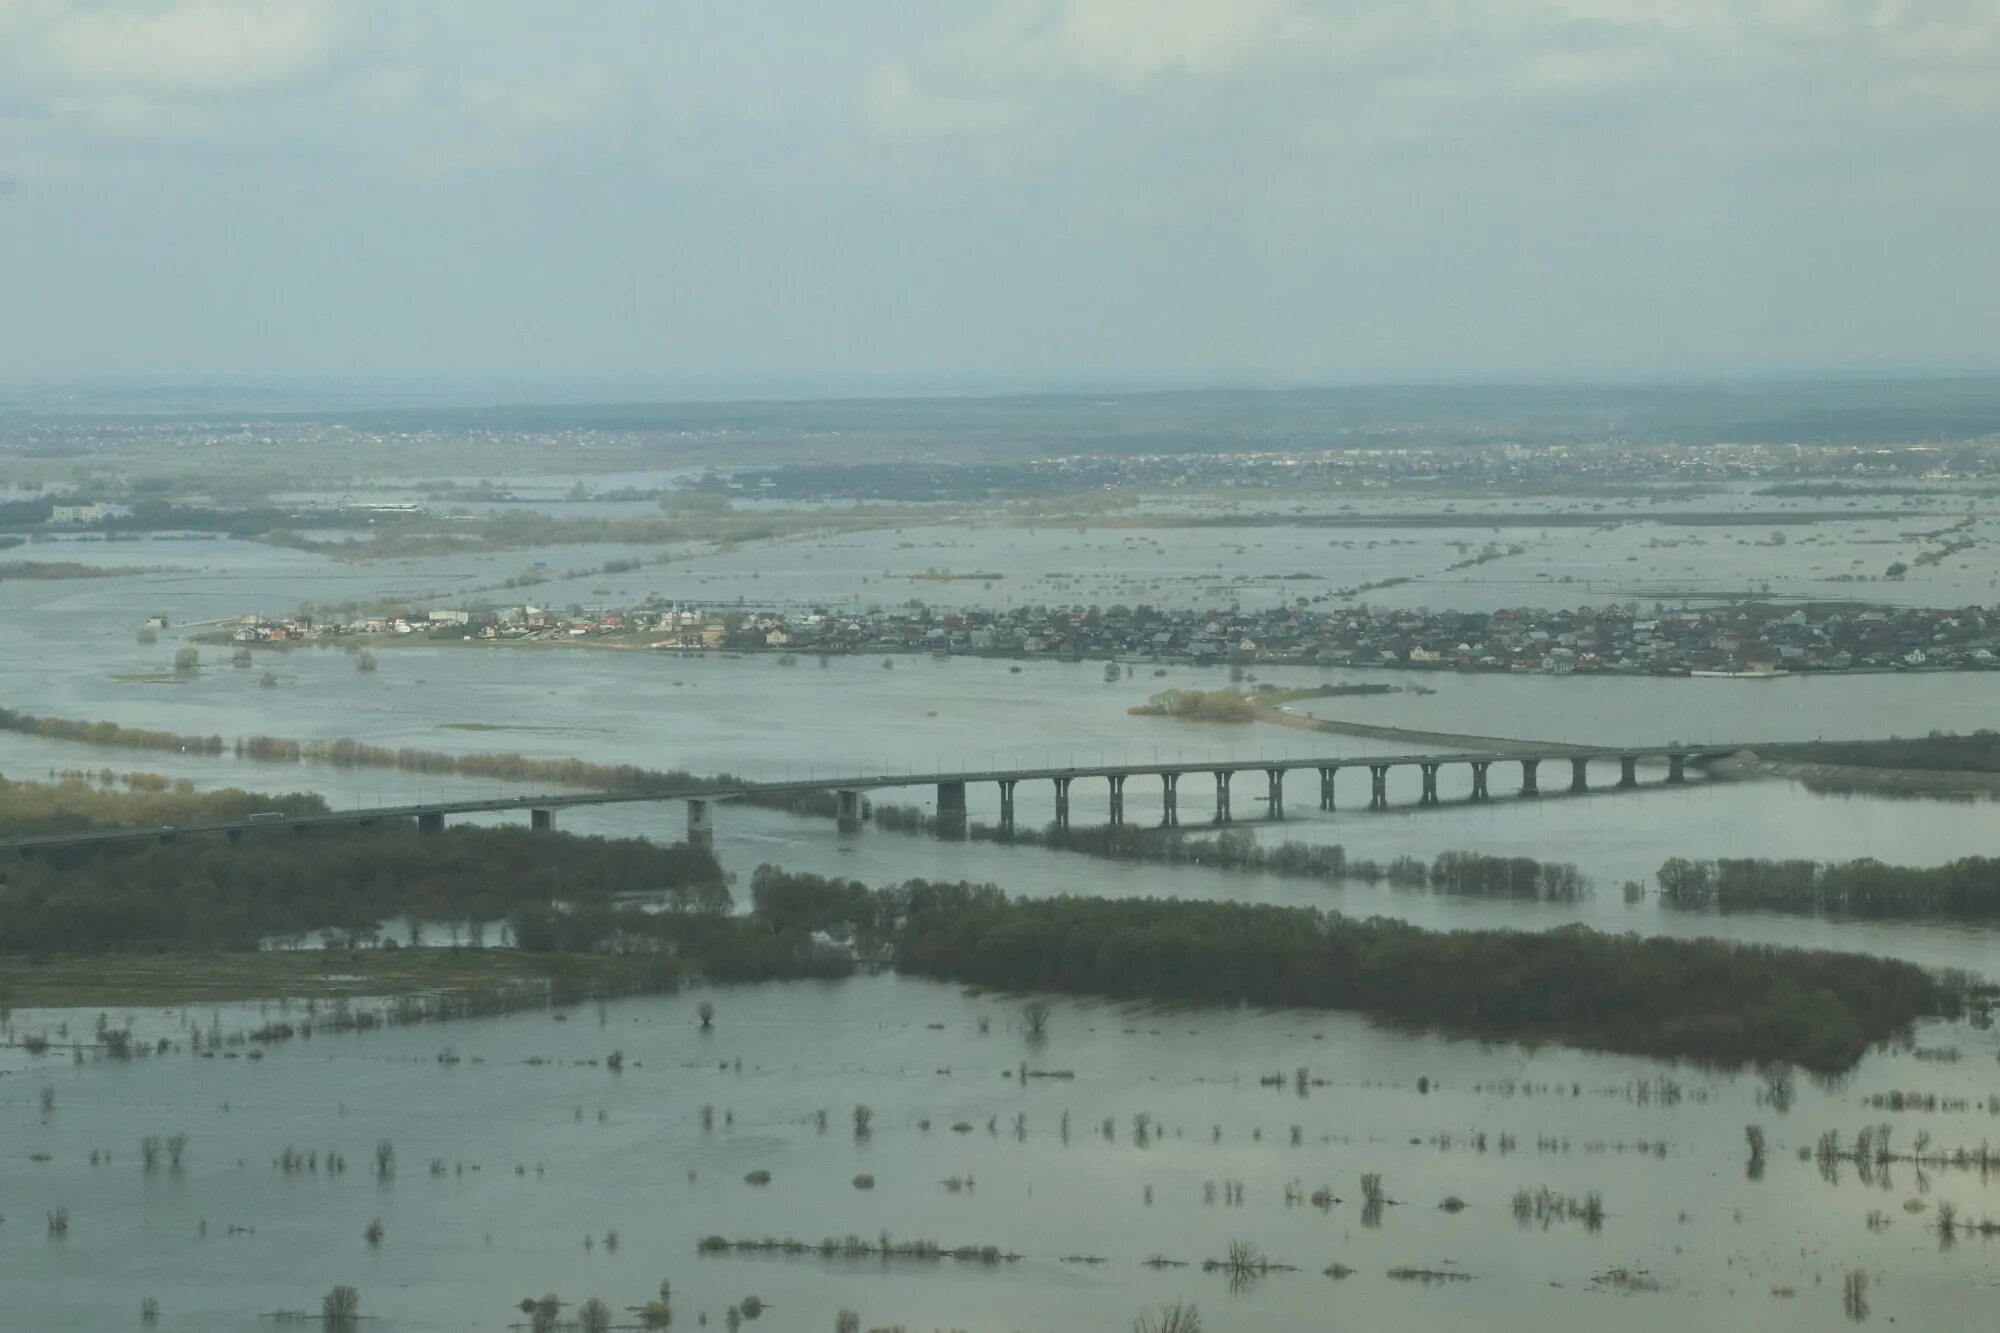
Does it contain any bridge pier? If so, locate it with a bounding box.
[1570,758,1589,794]
[1419,762,1441,806]
[998,779,1017,836]
[1619,755,1638,789]
[530,807,554,832]
[835,788,864,834]
[1668,753,1687,784]
[1160,772,1179,827]
[1470,761,1489,801]
[225,828,243,844]
[1053,776,1071,830]
[1265,768,1284,820]
[686,798,713,845]
[417,811,444,836]
[936,780,967,838]
[1212,770,1233,824]
[1521,758,1540,797]
[1107,774,1126,826]
[1369,764,1389,810]
[1318,765,1337,811]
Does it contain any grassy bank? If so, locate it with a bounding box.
[1727,731,2000,797]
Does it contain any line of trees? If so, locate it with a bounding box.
[1657,854,2000,920]
[0,809,864,989]
[1780,731,2000,774]
[0,710,840,819]
[874,807,1590,903]
[0,826,725,954]
[881,881,1965,1072]
[0,773,328,838]
[0,709,226,755]
[3,824,1973,1070]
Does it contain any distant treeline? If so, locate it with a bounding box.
[0,709,227,754]
[878,881,1961,1072]
[0,497,381,536]
[1752,482,1959,499]
[1778,731,2000,775]
[0,561,169,580]
[1658,855,2000,920]
[0,825,726,954]
[263,507,804,559]
[0,774,327,838]
[0,709,840,819]
[871,806,1589,902]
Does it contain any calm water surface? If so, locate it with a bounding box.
[7,527,2000,1329]
[6,976,2000,1332]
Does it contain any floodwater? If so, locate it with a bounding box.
[9,502,1999,629]
[7,627,2000,976]
[7,975,2000,1332]
[8,522,2000,1329]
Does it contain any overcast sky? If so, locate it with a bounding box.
[3,0,1998,391]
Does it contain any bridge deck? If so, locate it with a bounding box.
[0,743,1761,852]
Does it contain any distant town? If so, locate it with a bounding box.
[209,596,2000,676]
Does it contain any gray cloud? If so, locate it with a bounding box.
[0,1,1994,384]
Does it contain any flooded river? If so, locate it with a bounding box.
[6,530,2000,1329]
[6,975,1999,1331]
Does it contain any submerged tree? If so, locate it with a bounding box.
[1134,1303,1202,1333]
[1023,999,1050,1037]
[1842,1270,1869,1323]
[322,1285,360,1331]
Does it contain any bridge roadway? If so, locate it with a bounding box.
[0,742,1763,855]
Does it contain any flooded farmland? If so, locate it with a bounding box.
[8,972,2000,1332]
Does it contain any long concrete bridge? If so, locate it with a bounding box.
[1,742,1758,856]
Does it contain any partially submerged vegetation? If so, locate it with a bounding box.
[872,811,1593,903]
[885,882,1966,1071]
[259,500,940,560]
[1,838,1965,1069]
[0,824,725,953]
[0,560,175,580]
[0,771,326,838]
[744,868,1959,1070]
[1127,684,1397,723]
[1658,853,2000,921]
[0,708,841,818]
[1778,730,2000,774]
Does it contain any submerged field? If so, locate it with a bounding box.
[7,467,2000,1329]
[6,973,1998,1332]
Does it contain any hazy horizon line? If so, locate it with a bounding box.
[9,366,2000,419]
